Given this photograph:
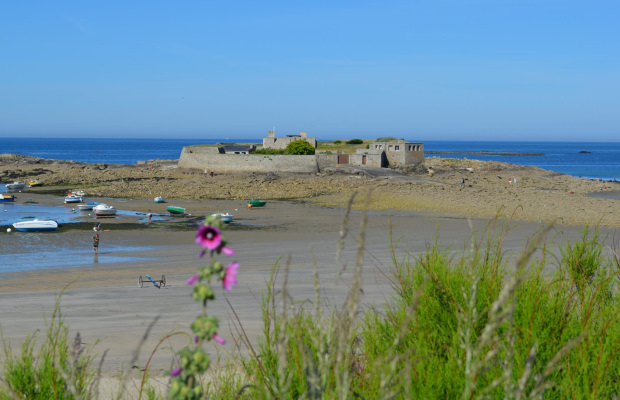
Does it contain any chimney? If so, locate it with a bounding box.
[300,131,307,138]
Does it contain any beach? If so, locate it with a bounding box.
[1,158,619,394]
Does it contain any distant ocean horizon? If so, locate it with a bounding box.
[1,137,619,181]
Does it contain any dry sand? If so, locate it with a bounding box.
[1,158,619,396]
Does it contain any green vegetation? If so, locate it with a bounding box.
[346,138,364,144]
[1,286,99,399]
[375,136,398,142]
[2,214,618,399]
[251,148,286,155]
[316,139,370,154]
[285,140,315,155]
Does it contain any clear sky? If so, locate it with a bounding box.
[1,1,618,141]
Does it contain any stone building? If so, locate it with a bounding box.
[263,130,317,150]
[347,140,424,168]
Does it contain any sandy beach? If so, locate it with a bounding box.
[1,158,619,395]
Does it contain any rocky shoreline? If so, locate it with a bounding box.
[1,154,619,228]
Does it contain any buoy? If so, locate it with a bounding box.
[6,228,11,233]
[247,204,252,209]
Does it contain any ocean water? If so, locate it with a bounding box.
[1,137,619,181]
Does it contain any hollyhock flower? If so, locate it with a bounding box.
[223,262,239,291]
[195,225,221,251]
[186,275,199,285]
[213,334,226,345]
[221,246,235,256]
[170,367,182,377]
[194,336,199,344]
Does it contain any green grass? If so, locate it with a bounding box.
[220,218,619,399]
[316,140,371,154]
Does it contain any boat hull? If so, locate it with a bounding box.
[6,182,27,190]
[212,213,234,223]
[0,195,15,203]
[12,220,58,232]
[64,196,84,203]
[154,196,166,203]
[77,202,99,211]
[93,204,117,216]
[167,206,186,215]
[247,199,266,207]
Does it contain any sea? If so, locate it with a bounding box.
[1,137,619,181]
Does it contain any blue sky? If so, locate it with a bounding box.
[1,1,618,141]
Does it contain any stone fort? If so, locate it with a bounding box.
[178,131,424,173]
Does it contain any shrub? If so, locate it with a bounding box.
[286,140,315,155]
[346,139,363,145]
[252,148,286,155]
[376,136,398,142]
[333,140,342,144]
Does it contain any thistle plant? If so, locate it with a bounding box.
[168,215,239,399]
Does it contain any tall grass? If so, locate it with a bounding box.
[223,217,619,399]
[0,285,100,399]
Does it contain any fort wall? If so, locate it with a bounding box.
[178,146,319,173]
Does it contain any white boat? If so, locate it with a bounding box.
[93,203,116,217]
[64,195,84,203]
[12,219,58,232]
[72,190,86,196]
[212,212,234,223]
[77,202,99,211]
[6,181,27,190]
[154,196,166,203]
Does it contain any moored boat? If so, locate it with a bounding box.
[247,199,266,207]
[212,212,234,223]
[12,219,58,232]
[154,196,167,203]
[167,205,186,215]
[93,203,117,217]
[77,202,99,211]
[64,194,84,203]
[6,181,27,190]
[0,194,16,203]
[28,180,44,187]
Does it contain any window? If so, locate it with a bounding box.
[395,145,400,151]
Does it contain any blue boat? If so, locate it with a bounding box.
[77,202,99,211]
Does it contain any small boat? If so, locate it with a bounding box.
[154,196,167,203]
[72,190,86,196]
[6,181,27,190]
[247,199,266,207]
[77,202,99,211]
[93,203,117,217]
[28,180,44,187]
[167,205,186,215]
[212,212,234,223]
[12,219,58,232]
[64,194,84,203]
[0,194,16,203]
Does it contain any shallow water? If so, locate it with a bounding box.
[0,202,162,226]
[0,244,155,275]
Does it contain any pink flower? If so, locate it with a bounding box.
[222,246,235,256]
[194,336,199,344]
[170,367,182,377]
[213,334,226,345]
[223,262,239,291]
[196,225,221,251]
[186,275,199,285]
